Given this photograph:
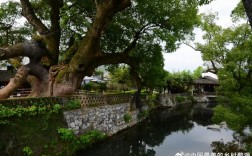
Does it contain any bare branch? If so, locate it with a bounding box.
[210,60,218,74]
[183,42,201,52]
[122,31,141,55]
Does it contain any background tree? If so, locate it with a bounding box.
[192,66,205,79]
[0,1,30,46]
[166,70,194,94]
[108,65,133,92]
[196,6,252,130]
[0,1,32,68]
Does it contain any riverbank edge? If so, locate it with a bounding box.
[0,100,152,155]
[63,102,148,136]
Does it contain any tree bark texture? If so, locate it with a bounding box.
[0,0,140,99]
[242,0,252,29]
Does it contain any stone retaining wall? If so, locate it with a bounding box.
[158,94,192,107]
[63,103,139,135]
[0,94,142,136]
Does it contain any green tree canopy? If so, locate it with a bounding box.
[196,11,252,130]
[0,0,211,99]
[166,70,194,93]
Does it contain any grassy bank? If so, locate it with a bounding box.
[0,100,106,156]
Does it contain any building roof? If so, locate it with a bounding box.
[193,76,218,85]
[0,70,15,83]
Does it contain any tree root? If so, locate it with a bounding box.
[0,65,30,99]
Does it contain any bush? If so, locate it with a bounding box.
[52,104,61,113]
[83,83,92,91]
[65,100,81,110]
[138,110,149,120]
[123,113,132,123]
[22,146,33,156]
[187,95,195,103]
[78,130,106,148]
[212,105,247,131]
[57,128,106,153]
[57,128,75,142]
[98,83,107,92]
[175,96,186,103]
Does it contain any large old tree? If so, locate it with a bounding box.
[0,0,210,99]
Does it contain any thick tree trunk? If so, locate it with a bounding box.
[0,0,135,99]
[51,0,132,96]
[0,66,29,99]
[0,40,49,99]
[130,67,143,110]
[242,0,252,29]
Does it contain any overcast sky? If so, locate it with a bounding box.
[164,0,241,72]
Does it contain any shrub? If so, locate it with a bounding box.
[138,110,148,120]
[57,128,75,142]
[57,128,106,153]
[123,113,132,123]
[22,146,33,156]
[78,130,106,148]
[98,83,107,92]
[83,83,92,91]
[52,104,62,113]
[175,96,186,103]
[65,100,81,110]
[187,95,195,103]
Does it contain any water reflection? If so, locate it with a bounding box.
[76,105,237,156]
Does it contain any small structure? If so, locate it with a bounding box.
[193,76,218,94]
[0,66,31,96]
[0,67,15,88]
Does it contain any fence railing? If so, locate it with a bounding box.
[12,88,31,97]
[63,93,131,107]
[0,93,132,108]
[11,89,130,97]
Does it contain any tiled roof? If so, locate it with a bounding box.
[193,76,218,85]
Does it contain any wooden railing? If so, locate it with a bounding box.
[12,88,31,97]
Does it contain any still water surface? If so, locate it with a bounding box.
[77,105,236,156]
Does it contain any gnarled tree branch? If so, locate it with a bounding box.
[0,40,49,99]
[0,43,25,59]
[0,40,47,61]
[242,0,252,30]
[69,0,131,72]
[0,65,30,99]
[20,0,49,35]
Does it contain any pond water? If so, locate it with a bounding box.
[76,104,243,156]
